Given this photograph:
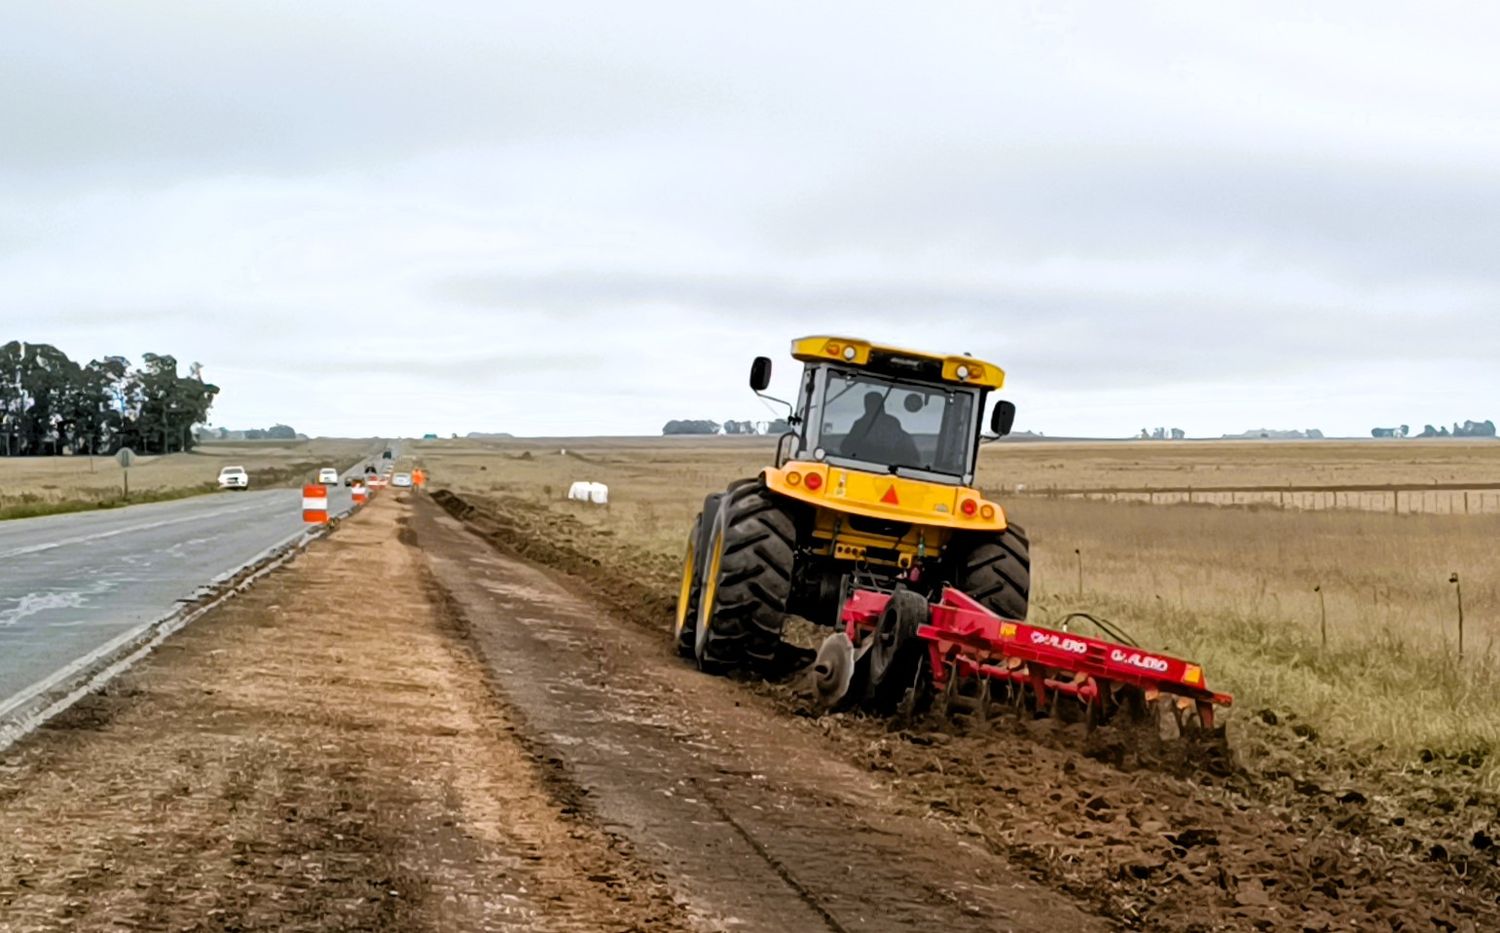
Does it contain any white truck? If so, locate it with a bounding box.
[217,466,249,490]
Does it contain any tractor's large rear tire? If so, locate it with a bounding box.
[695,484,797,672]
[956,523,1031,621]
[673,493,724,657]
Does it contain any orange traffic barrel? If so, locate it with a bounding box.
[351,484,368,506]
[303,484,329,524]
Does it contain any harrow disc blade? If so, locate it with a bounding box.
[809,632,857,711]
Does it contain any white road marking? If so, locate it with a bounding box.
[0,501,271,561]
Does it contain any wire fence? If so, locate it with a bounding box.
[997,482,1500,515]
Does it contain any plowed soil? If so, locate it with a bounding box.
[431,488,1500,933]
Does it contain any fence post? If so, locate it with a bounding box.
[1074,548,1084,597]
[1315,585,1327,651]
[1314,585,1326,651]
[1450,572,1465,661]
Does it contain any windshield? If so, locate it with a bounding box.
[816,370,977,476]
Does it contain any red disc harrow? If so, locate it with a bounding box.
[813,586,1232,731]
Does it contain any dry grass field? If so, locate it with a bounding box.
[0,438,379,519]
[413,436,1500,782]
[987,437,1500,490]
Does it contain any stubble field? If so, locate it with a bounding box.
[412,436,1500,783]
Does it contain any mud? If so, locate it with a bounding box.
[433,488,1500,932]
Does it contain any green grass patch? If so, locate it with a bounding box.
[0,483,221,521]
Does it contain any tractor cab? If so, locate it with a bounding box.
[753,336,1015,487]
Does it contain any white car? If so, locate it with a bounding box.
[391,472,413,488]
[318,467,339,485]
[218,466,249,490]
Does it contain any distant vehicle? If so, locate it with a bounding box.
[392,472,413,488]
[364,464,378,474]
[344,475,363,487]
[217,466,249,490]
[317,468,339,485]
[382,449,393,460]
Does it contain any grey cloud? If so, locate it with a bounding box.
[3,2,1498,438]
[433,267,1497,383]
[300,352,608,383]
[0,2,731,180]
[763,147,1500,283]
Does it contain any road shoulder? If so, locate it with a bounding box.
[0,495,691,932]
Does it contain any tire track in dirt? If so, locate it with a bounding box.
[431,488,1500,933]
[417,493,1109,932]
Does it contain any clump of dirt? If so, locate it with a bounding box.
[434,488,1500,932]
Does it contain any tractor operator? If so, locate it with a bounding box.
[841,391,920,466]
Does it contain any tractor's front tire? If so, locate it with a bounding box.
[695,484,797,672]
[673,493,725,657]
[956,523,1031,621]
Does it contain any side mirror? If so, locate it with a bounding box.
[990,400,1016,438]
[749,356,772,392]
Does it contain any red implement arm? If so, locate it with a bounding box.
[840,587,1232,728]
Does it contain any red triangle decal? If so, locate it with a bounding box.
[881,485,900,505]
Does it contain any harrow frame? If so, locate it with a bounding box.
[836,586,1232,728]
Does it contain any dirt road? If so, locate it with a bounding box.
[0,495,689,932]
[413,499,1104,932]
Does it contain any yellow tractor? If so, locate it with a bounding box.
[675,335,1028,672]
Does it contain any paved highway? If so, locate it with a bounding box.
[0,456,380,712]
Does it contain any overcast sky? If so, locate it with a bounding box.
[3,1,1497,438]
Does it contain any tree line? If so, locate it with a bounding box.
[0,341,218,456]
[1371,420,1496,439]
